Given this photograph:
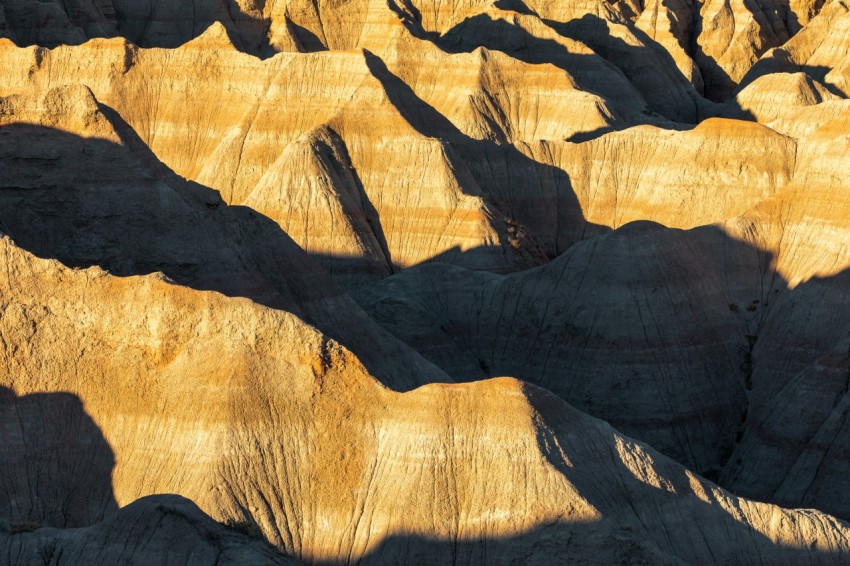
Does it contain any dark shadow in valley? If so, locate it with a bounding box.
[549,0,801,105]
[358,222,781,479]
[392,0,823,113]
[0,388,289,561]
[317,523,684,564]
[391,1,704,123]
[0,117,440,392]
[364,49,611,262]
[739,57,849,98]
[686,0,796,102]
[283,18,328,52]
[422,12,665,121]
[356,215,850,521]
[719,266,850,520]
[319,520,850,564]
[0,387,117,528]
[3,494,291,564]
[523,382,850,564]
[549,14,702,120]
[0,0,277,57]
[690,26,739,101]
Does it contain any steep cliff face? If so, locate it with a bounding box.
[2,232,850,564]
[739,0,850,98]
[360,91,850,519]
[0,0,830,101]
[0,85,446,390]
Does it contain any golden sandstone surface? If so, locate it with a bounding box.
[2,0,850,564]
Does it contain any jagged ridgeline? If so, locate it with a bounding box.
[1,0,850,564]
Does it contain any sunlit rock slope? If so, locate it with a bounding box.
[2,0,850,563]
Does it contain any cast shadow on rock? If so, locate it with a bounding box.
[524,382,850,564]
[358,214,850,522]
[0,0,276,57]
[0,387,117,528]
[393,0,704,122]
[548,13,702,120]
[312,376,850,563]
[0,388,289,562]
[364,49,610,260]
[0,118,435,392]
[740,56,849,98]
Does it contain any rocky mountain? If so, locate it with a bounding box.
[1,0,850,563]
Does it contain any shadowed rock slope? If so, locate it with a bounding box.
[0,18,816,283]
[2,229,850,563]
[2,0,850,563]
[0,84,446,391]
[0,0,831,100]
[2,496,296,565]
[362,103,850,515]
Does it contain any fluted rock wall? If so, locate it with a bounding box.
[2,233,850,563]
[1,0,850,562]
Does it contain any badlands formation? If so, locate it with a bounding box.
[2,0,850,564]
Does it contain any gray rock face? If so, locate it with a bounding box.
[362,223,762,478]
[0,86,847,564]
[1,495,296,565]
[362,215,850,518]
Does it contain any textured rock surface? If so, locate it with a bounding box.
[362,101,850,519]
[0,85,446,390]
[362,223,762,476]
[0,0,829,102]
[2,233,850,563]
[547,118,796,230]
[2,0,850,562]
[739,0,850,98]
[1,496,294,565]
[720,71,840,123]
